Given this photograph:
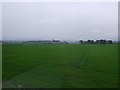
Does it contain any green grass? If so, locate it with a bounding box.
[0,45,2,89]
[2,44,118,88]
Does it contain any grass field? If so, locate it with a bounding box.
[0,45,2,89]
[2,44,118,88]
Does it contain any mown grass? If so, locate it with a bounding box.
[2,44,118,88]
[0,45,2,89]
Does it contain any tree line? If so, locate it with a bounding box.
[79,39,112,44]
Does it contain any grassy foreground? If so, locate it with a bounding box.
[0,45,2,89]
[2,44,118,88]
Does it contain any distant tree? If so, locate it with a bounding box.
[84,41,87,44]
[87,40,94,44]
[79,39,112,44]
[99,39,106,44]
[91,40,94,44]
[87,40,90,44]
[79,40,83,44]
[107,40,112,44]
[96,40,100,44]
[103,40,107,44]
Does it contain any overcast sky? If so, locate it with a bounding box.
[2,2,118,41]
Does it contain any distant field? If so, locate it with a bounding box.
[2,44,118,88]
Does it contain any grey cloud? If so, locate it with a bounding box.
[2,2,118,41]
